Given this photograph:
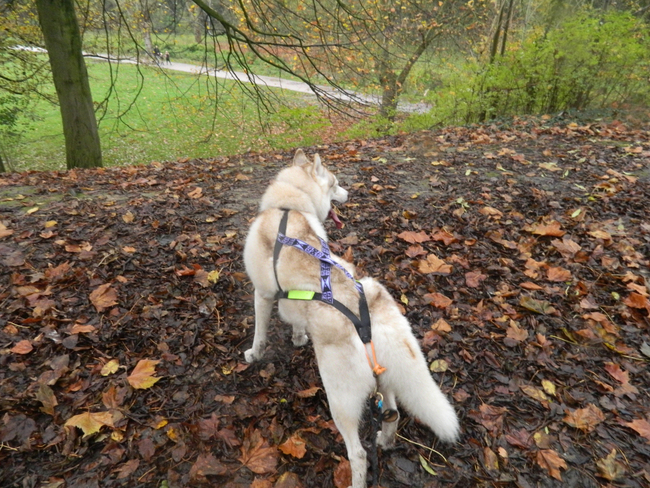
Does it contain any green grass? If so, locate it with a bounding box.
[7,59,332,172]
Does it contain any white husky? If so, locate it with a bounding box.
[243,149,459,488]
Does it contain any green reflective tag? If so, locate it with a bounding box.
[287,290,315,300]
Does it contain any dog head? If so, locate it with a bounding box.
[292,149,348,228]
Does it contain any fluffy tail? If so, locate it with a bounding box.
[377,333,460,443]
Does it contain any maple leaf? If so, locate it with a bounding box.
[397,230,430,244]
[563,404,605,432]
[596,449,625,481]
[604,362,630,385]
[505,321,529,345]
[418,254,452,274]
[536,449,567,481]
[89,283,118,312]
[524,221,565,237]
[624,292,650,312]
[238,429,278,474]
[279,432,307,459]
[622,418,650,443]
[505,429,532,449]
[469,404,507,435]
[127,359,162,389]
[64,411,116,438]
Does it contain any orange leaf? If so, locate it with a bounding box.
[333,458,352,488]
[10,340,33,355]
[536,449,567,481]
[431,229,458,245]
[405,244,426,258]
[431,318,452,333]
[563,404,605,432]
[296,386,321,398]
[506,321,529,343]
[89,283,118,313]
[64,411,116,437]
[624,292,650,310]
[238,429,278,474]
[127,359,161,389]
[418,254,452,275]
[547,266,572,282]
[520,281,543,290]
[397,230,430,244]
[596,449,625,481]
[423,292,452,308]
[604,362,630,385]
[525,221,565,237]
[279,433,307,459]
[622,418,650,442]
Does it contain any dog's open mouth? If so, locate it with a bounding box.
[328,208,343,229]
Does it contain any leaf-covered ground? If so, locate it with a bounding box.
[1,118,650,488]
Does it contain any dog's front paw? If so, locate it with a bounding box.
[244,348,260,363]
[292,333,308,347]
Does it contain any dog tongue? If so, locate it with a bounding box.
[328,209,343,229]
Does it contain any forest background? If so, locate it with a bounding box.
[1,0,650,173]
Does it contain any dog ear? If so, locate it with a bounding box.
[311,153,326,178]
[293,149,309,167]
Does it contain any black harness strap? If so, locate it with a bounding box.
[273,209,372,344]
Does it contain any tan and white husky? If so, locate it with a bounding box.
[243,149,459,488]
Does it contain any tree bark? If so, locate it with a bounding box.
[36,0,102,169]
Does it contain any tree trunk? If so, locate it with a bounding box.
[36,0,102,169]
[0,153,6,173]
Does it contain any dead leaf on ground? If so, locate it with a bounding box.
[596,449,626,481]
[622,418,650,443]
[127,359,161,389]
[11,340,33,355]
[563,404,605,432]
[423,292,453,308]
[397,230,430,244]
[238,429,278,474]
[279,432,307,459]
[418,254,452,275]
[64,411,116,438]
[89,283,118,312]
[519,296,557,315]
[525,221,566,237]
[189,453,228,482]
[536,449,567,481]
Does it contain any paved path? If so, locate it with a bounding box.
[89,54,431,114]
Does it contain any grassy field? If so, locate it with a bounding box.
[7,59,336,172]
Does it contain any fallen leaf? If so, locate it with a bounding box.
[64,411,115,438]
[506,321,529,344]
[604,362,630,385]
[596,449,625,481]
[520,384,549,405]
[547,266,572,282]
[10,340,33,355]
[238,429,278,474]
[536,449,567,481]
[431,318,452,333]
[279,433,307,459]
[397,230,430,244]
[35,383,58,416]
[127,359,161,389]
[122,211,134,223]
[418,254,452,275]
[101,359,120,376]
[430,359,448,372]
[622,418,650,443]
[333,458,351,488]
[525,221,565,237]
[431,229,458,245]
[563,404,605,432]
[519,296,557,315]
[273,472,303,488]
[465,271,487,288]
[419,453,438,475]
[89,283,118,313]
[483,447,499,471]
[423,292,453,308]
[115,459,140,479]
[296,386,321,398]
[189,453,228,482]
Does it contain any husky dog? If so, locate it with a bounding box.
[243,149,459,488]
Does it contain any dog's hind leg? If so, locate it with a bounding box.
[244,290,274,362]
[376,389,399,449]
[316,344,375,488]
